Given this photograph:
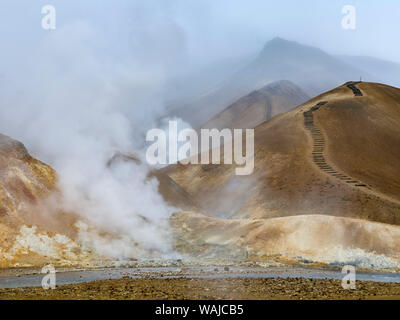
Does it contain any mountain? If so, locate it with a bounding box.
[163,82,400,266]
[203,80,309,130]
[242,37,369,96]
[2,82,400,268]
[0,134,89,267]
[336,55,400,88]
[165,81,400,220]
[171,37,369,128]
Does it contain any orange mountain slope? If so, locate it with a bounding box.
[202,80,309,130]
[162,82,400,224]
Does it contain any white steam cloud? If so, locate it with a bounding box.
[0,4,189,259]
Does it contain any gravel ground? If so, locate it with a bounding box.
[1,277,400,300]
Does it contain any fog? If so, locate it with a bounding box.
[0,0,398,259]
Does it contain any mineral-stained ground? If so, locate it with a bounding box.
[1,277,400,300]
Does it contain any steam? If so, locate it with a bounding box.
[0,9,188,259]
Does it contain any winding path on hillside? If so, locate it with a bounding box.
[346,81,363,96]
[303,82,368,188]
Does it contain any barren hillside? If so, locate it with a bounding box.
[171,38,370,127]
[163,82,400,223]
[165,82,400,266]
[0,134,90,267]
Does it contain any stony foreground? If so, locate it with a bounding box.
[1,277,400,300]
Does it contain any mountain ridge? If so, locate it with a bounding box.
[171,37,371,127]
[202,80,309,130]
[163,81,400,222]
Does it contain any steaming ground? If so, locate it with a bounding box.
[0,2,399,271]
[1,82,400,272]
[171,213,400,270]
[1,82,400,271]
[0,14,187,262]
[0,132,177,267]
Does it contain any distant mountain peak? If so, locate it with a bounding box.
[262,37,297,50]
[267,36,290,44]
[202,79,309,130]
[171,38,375,127]
[251,38,359,85]
[259,37,325,59]
[270,36,285,41]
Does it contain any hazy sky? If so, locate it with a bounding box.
[0,0,399,71]
[167,0,400,64]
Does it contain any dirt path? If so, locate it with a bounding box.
[347,81,363,96]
